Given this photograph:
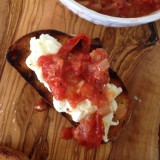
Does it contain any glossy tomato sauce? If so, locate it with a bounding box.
[38,34,110,148]
[76,0,160,18]
[38,34,110,110]
[61,113,104,149]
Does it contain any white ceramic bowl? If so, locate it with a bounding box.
[60,0,160,27]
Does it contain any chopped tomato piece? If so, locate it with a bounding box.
[73,113,104,149]
[61,113,105,149]
[38,35,110,109]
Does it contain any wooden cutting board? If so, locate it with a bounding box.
[0,0,159,160]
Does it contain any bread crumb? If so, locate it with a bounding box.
[134,96,138,101]
[12,118,16,123]
[134,96,142,103]
[0,109,4,114]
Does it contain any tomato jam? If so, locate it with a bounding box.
[38,34,110,109]
[76,0,160,18]
[38,34,110,148]
[61,113,104,149]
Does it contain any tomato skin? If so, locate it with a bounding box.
[57,34,90,57]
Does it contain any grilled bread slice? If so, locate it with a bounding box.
[6,30,131,142]
[0,146,29,160]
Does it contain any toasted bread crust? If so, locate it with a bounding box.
[0,146,29,160]
[6,30,131,142]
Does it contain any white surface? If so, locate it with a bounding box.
[60,0,160,27]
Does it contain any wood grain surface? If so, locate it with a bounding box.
[0,0,160,160]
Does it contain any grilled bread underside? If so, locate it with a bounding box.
[6,30,131,142]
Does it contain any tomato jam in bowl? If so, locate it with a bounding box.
[60,0,160,27]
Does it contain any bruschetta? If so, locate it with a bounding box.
[6,30,131,149]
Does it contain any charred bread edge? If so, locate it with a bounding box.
[6,29,131,142]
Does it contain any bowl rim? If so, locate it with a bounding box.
[60,0,160,26]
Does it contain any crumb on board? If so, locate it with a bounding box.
[134,96,138,101]
[0,109,4,114]
[12,118,16,123]
[133,96,142,103]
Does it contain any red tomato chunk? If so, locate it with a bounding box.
[73,113,104,149]
[61,113,104,149]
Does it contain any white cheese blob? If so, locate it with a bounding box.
[26,34,122,142]
[102,112,119,142]
[53,98,97,122]
[102,84,122,142]
[26,34,62,90]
